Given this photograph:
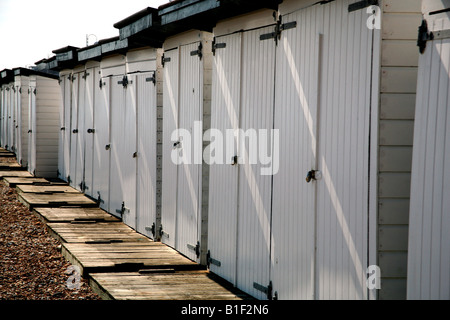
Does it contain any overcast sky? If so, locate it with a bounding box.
[0,0,168,71]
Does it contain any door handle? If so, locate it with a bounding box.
[306,170,321,183]
[306,170,316,183]
[87,128,95,134]
[105,144,111,150]
[231,155,238,166]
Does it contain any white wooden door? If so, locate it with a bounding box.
[207,32,242,285]
[28,82,36,175]
[271,6,322,300]
[69,74,79,188]
[314,1,372,300]
[93,76,111,212]
[175,42,203,261]
[74,72,86,192]
[110,74,137,229]
[58,77,65,180]
[161,48,180,249]
[84,68,96,197]
[235,26,276,300]
[408,12,450,300]
[136,72,158,238]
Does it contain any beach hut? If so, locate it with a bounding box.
[204,0,421,300]
[25,69,60,177]
[0,69,15,151]
[407,0,450,300]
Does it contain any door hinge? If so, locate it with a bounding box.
[146,72,156,85]
[212,38,226,56]
[190,42,203,60]
[67,175,72,184]
[97,192,104,205]
[260,17,297,45]
[115,201,129,216]
[99,79,105,89]
[82,72,90,79]
[161,54,171,67]
[348,0,378,12]
[187,241,201,258]
[417,19,450,54]
[159,224,168,238]
[206,250,221,268]
[145,223,156,237]
[253,281,274,300]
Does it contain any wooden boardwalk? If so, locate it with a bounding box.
[90,271,249,300]
[0,153,249,301]
[33,207,121,223]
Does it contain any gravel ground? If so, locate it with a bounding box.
[0,180,100,300]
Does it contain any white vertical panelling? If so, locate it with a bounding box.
[63,73,72,182]
[208,32,242,285]
[235,26,276,300]
[27,80,36,175]
[408,16,450,300]
[175,42,203,261]
[161,48,180,249]
[271,5,321,300]
[136,72,158,238]
[75,72,86,191]
[8,85,14,151]
[110,74,137,228]
[69,74,79,187]
[84,68,96,197]
[315,0,371,300]
[93,76,111,212]
[58,76,65,179]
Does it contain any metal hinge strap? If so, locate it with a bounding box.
[253,281,273,300]
[348,0,378,12]
[187,241,200,258]
[206,250,221,268]
[212,38,226,56]
[260,19,297,44]
[190,42,203,60]
[146,72,156,85]
[162,54,171,67]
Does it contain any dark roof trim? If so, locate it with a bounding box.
[0,69,15,85]
[114,7,157,29]
[12,67,59,80]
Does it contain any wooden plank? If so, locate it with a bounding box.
[3,177,51,187]
[62,242,201,276]
[89,271,250,300]
[0,162,24,170]
[16,185,80,194]
[0,170,33,179]
[46,222,149,244]
[17,192,97,210]
[33,207,120,223]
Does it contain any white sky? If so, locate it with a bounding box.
[0,0,168,71]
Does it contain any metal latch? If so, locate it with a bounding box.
[118,75,131,88]
[87,128,95,134]
[417,19,450,54]
[231,155,238,166]
[72,129,78,134]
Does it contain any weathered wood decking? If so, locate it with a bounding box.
[0,151,248,300]
[33,207,121,223]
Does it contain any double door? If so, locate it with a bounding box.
[209,1,374,300]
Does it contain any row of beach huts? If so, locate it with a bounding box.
[0,0,449,300]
